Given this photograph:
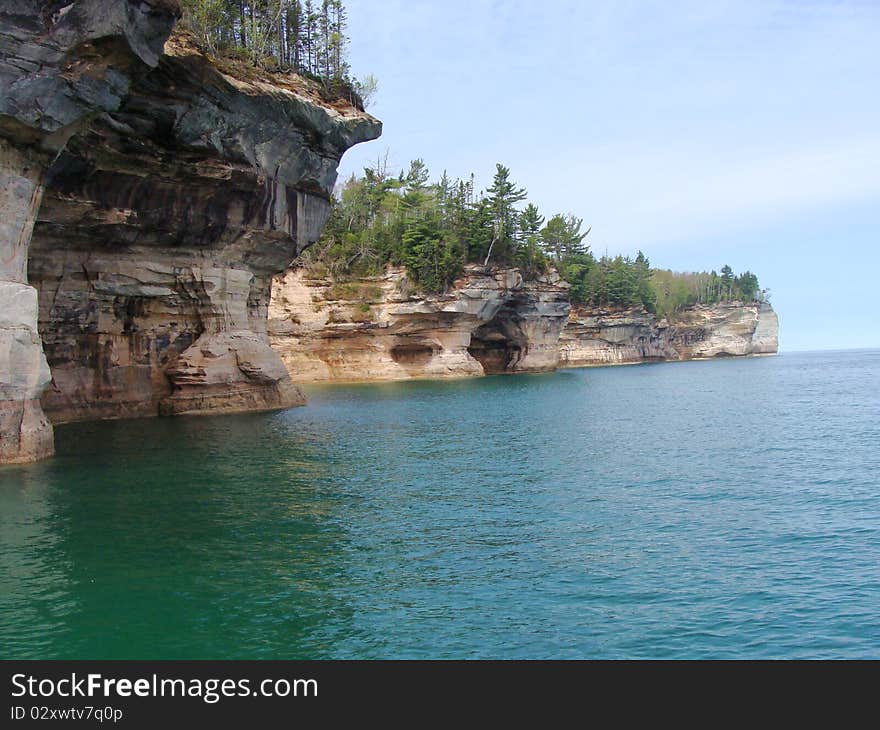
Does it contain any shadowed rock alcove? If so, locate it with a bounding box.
[467,308,526,374]
[0,0,380,463]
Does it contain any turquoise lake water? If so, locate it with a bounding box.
[1,350,878,659]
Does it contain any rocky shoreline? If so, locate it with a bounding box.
[559,301,779,369]
[268,265,571,382]
[268,265,778,383]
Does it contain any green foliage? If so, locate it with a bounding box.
[561,252,655,310]
[650,266,764,316]
[305,160,539,294]
[302,157,764,309]
[540,214,588,261]
[538,214,655,311]
[326,282,383,301]
[736,271,760,301]
[519,203,544,238]
[401,218,466,293]
[515,236,550,279]
[483,164,527,265]
[558,253,594,303]
[179,0,374,103]
[182,0,227,52]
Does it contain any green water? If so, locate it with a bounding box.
[1,351,879,658]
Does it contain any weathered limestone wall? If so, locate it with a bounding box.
[0,140,52,462]
[268,265,571,382]
[558,302,779,368]
[0,1,380,462]
[1,0,182,462]
[269,270,779,384]
[26,30,379,424]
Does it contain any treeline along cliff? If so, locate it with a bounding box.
[0,2,776,465]
[266,158,777,382]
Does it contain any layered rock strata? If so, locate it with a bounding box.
[0,1,380,462]
[1,0,181,461]
[268,265,571,381]
[558,302,778,367]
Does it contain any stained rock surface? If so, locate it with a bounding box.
[0,1,379,462]
[1,0,181,461]
[270,269,778,383]
[558,302,779,367]
[268,265,571,381]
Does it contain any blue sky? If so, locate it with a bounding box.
[338,1,879,351]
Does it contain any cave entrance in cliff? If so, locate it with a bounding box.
[467,312,525,375]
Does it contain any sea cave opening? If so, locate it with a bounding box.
[467,309,526,375]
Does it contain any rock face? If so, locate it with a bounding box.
[0,141,54,463]
[558,302,779,367]
[1,0,181,462]
[269,270,776,383]
[0,1,380,461]
[268,265,571,381]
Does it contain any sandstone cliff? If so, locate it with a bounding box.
[268,268,778,383]
[268,265,571,381]
[558,302,779,367]
[0,0,380,462]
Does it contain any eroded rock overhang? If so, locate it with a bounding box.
[0,0,381,463]
[268,266,572,381]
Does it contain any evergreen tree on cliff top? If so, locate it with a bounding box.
[304,158,763,308]
[484,164,527,266]
[540,214,589,262]
[179,0,376,106]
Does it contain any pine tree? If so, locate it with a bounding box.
[519,203,544,239]
[720,264,734,300]
[540,214,588,261]
[178,0,357,83]
[484,164,527,266]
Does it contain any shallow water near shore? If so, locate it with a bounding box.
[1,350,879,659]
